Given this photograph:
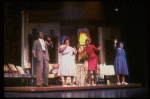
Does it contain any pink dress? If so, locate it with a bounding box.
[81,44,99,70]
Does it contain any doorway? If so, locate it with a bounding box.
[105,40,115,65]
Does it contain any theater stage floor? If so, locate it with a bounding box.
[4,84,148,98]
[4,83,141,92]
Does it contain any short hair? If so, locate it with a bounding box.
[85,38,91,43]
[37,32,42,36]
[118,41,124,47]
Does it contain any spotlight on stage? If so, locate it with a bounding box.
[115,8,118,11]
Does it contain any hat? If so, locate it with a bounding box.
[61,35,70,45]
[85,38,91,43]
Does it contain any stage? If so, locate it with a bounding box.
[4,83,141,92]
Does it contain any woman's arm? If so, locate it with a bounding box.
[114,39,117,47]
[77,48,86,62]
[92,45,101,51]
[77,48,85,54]
[114,39,118,50]
[59,45,67,53]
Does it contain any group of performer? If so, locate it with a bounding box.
[32,32,129,87]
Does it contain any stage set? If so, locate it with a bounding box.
[4,2,142,94]
[5,84,141,92]
[4,63,141,92]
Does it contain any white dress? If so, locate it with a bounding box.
[58,45,77,76]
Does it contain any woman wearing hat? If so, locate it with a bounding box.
[58,35,77,86]
[78,38,101,85]
[114,39,129,85]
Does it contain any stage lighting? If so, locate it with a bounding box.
[115,9,118,11]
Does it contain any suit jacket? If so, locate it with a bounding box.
[32,39,53,61]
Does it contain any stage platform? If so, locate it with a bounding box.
[4,83,141,92]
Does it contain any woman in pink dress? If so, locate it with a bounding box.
[78,38,101,85]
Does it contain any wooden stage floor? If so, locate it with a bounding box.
[4,83,141,92]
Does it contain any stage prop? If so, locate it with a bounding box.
[77,28,90,63]
[75,63,116,85]
[4,62,127,87]
[16,66,26,74]
[4,63,62,87]
[8,64,17,72]
[98,64,116,84]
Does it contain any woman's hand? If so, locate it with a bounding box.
[73,46,76,51]
[59,45,67,52]
[98,46,101,50]
[114,39,118,44]
[114,39,117,47]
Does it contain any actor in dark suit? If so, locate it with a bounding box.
[32,32,53,87]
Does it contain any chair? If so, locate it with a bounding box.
[48,64,59,78]
[16,66,26,75]
[48,64,61,85]
[8,64,17,72]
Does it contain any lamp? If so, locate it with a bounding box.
[24,63,31,76]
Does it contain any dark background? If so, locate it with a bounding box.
[4,2,148,86]
[103,2,148,86]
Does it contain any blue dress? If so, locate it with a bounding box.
[114,46,129,75]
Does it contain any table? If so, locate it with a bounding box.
[4,76,36,87]
[4,76,61,87]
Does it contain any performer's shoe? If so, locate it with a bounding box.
[63,85,67,87]
[92,84,97,86]
[87,84,90,86]
[71,84,76,86]
[43,84,51,87]
[117,82,121,85]
[122,82,128,85]
[36,85,43,87]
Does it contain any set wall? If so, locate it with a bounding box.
[98,26,121,65]
[28,23,60,37]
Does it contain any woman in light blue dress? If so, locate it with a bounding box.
[58,35,77,86]
[114,39,129,85]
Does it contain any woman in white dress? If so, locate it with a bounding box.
[58,35,77,86]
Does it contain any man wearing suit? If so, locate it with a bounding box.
[32,32,53,87]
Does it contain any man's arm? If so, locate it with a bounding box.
[32,40,37,58]
[46,36,53,49]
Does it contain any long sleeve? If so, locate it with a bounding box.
[58,45,65,53]
[113,46,117,50]
[32,40,37,55]
[45,41,53,49]
[80,48,85,54]
[92,45,99,51]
